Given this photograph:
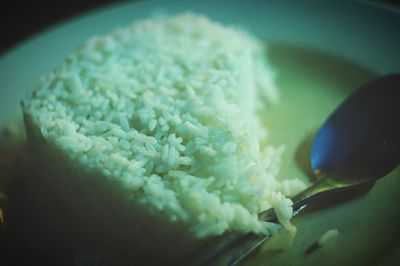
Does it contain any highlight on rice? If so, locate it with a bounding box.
[21,13,306,256]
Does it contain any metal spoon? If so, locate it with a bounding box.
[188,73,400,266]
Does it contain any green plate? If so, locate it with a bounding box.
[1,1,399,265]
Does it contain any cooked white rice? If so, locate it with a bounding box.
[22,13,306,255]
[318,229,339,247]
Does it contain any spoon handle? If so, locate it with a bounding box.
[190,233,271,266]
[290,178,349,213]
[194,178,357,266]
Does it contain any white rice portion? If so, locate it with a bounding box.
[22,13,306,239]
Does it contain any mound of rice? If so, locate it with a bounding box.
[22,13,306,257]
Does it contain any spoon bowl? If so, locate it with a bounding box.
[311,73,400,182]
[289,73,400,213]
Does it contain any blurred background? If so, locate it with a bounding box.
[0,0,399,55]
[1,0,129,54]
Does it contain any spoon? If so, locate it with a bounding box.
[187,73,400,266]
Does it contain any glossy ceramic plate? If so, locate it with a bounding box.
[0,0,399,265]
